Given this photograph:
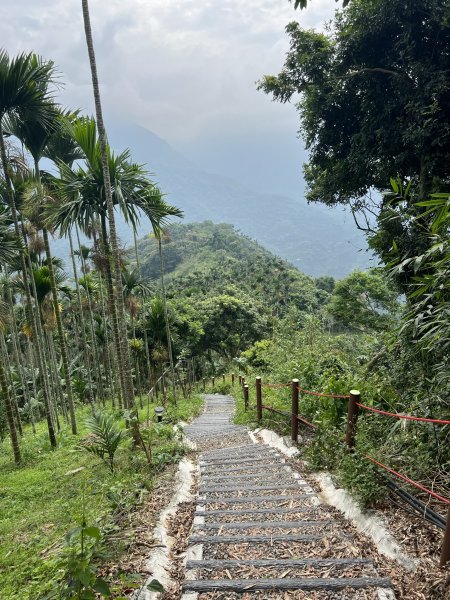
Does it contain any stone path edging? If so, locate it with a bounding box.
[180,394,396,599]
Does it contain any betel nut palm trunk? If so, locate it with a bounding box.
[81,0,136,413]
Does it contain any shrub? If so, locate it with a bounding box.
[211,381,231,394]
[79,411,126,473]
[306,426,343,472]
[338,452,387,507]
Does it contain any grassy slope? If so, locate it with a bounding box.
[0,395,203,599]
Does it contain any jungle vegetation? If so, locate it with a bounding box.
[1,0,450,597]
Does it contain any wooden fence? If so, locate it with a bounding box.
[231,373,450,568]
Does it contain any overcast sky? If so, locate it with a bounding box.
[1,0,339,194]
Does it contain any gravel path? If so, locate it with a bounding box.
[181,395,394,599]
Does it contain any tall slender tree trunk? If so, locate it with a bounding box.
[6,279,32,426]
[0,361,21,463]
[26,338,38,433]
[75,226,106,405]
[47,329,68,424]
[0,127,56,448]
[158,238,177,403]
[99,215,127,406]
[82,0,136,416]
[97,268,118,409]
[68,229,95,405]
[0,333,23,437]
[42,227,77,433]
[133,232,152,388]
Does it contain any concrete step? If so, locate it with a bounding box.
[200,465,283,475]
[199,483,307,494]
[182,577,392,593]
[195,506,323,518]
[194,520,333,530]
[200,456,282,467]
[196,493,316,505]
[189,533,349,544]
[186,557,374,569]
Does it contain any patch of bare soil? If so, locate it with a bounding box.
[97,462,179,595]
[375,503,450,599]
[160,476,198,600]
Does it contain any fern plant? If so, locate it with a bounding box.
[80,411,125,473]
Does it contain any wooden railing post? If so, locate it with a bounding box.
[212,376,215,387]
[222,373,226,384]
[345,390,360,449]
[244,384,249,411]
[256,376,262,422]
[291,379,299,442]
[231,372,235,385]
[239,375,242,386]
[440,505,450,567]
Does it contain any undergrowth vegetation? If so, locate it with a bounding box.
[0,394,203,599]
[233,314,449,511]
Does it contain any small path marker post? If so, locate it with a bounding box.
[244,384,249,411]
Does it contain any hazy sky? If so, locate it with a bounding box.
[1,0,339,194]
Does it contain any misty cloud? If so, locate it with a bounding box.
[0,0,336,144]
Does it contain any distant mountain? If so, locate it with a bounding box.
[51,122,373,279]
[107,123,373,279]
[135,221,328,315]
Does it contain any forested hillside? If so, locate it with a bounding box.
[137,221,327,309]
[133,221,329,365]
[105,123,372,279]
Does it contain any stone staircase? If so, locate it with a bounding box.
[182,395,394,599]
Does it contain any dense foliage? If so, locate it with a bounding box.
[1,0,450,595]
[133,221,330,368]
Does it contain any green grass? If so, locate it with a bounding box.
[0,393,203,600]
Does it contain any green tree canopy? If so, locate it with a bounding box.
[327,269,399,332]
[259,1,450,208]
[199,294,268,359]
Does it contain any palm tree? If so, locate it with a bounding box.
[0,205,21,462]
[44,115,98,406]
[81,1,138,415]
[7,110,79,434]
[0,50,58,446]
[122,267,152,402]
[51,117,144,409]
[138,192,183,403]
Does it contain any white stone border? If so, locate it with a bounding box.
[136,458,198,600]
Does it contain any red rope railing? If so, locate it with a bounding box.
[261,405,316,429]
[296,414,317,429]
[261,404,289,416]
[363,454,450,505]
[249,373,450,562]
[356,402,450,426]
[259,378,450,422]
